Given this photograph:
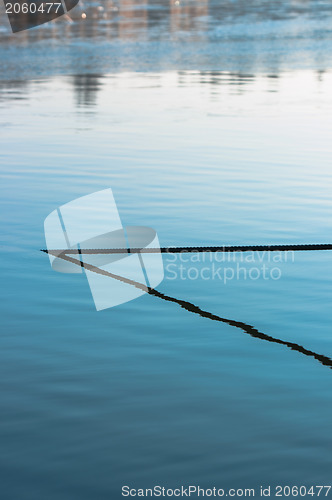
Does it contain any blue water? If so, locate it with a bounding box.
[1,2,332,499]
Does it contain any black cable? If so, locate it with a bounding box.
[43,250,332,371]
[42,243,332,255]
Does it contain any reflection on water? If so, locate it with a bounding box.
[2,0,332,39]
[71,74,104,107]
[1,0,332,78]
[48,248,332,370]
[0,80,29,101]
[1,68,331,116]
[1,71,332,500]
[1,3,332,498]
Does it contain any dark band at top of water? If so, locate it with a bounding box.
[2,0,332,79]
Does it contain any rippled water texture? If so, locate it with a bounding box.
[1,0,332,77]
[1,2,332,499]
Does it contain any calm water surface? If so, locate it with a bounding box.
[1,2,332,499]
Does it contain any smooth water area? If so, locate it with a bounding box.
[1,1,332,499]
